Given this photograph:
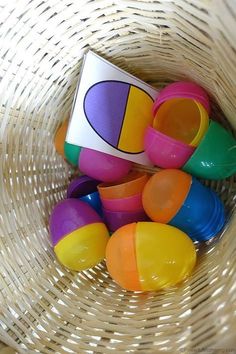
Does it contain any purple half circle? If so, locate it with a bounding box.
[84,81,130,148]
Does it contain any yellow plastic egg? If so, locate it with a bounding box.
[50,199,109,271]
[106,222,196,291]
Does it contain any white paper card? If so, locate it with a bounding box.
[66,50,159,166]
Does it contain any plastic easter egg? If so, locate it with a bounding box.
[80,192,103,217]
[103,208,148,232]
[79,148,132,182]
[98,171,149,199]
[144,126,196,169]
[64,141,82,166]
[142,169,192,223]
[153,81,210,116]
[67,175,102,216]
[142,169,226,242]
[54,119,69,157]
[101,193,143,212]
[54,118,81,166]
[84,80,154,153]
[106,222,196,291]
[183,120,236,180]
[50,199,109,271]
[153,98,209,147]
[67,175,100,199]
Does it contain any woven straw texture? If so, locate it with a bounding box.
[0,1,236,353]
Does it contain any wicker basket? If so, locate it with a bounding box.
[0,1,235,353]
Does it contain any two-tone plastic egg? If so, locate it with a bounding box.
[106,222,196,292]
[50,199,109,271]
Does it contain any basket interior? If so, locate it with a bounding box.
[0,1,236,353]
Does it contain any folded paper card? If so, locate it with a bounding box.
[66,51,159,165]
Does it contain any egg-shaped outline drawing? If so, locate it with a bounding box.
[83,80,154,154]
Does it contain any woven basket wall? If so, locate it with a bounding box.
[0,1,235,353]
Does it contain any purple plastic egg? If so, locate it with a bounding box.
[67,175,100,198]
[103,208,149,232]
[49,199,102,246]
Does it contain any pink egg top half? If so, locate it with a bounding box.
[79,148,132,182]
[152,81,210,116]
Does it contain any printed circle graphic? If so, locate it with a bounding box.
[83,80,154,154]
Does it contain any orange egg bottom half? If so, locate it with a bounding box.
[54,118,69,158]
[105,222,197,292]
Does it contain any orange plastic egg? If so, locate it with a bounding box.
[142,169,191,223]
[54,118,69,158]
[106,222,196,292]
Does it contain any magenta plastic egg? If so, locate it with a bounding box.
[153,81,210,116]
[144,126,196,168]
[49,199,109,271]
[78,148,132,182]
